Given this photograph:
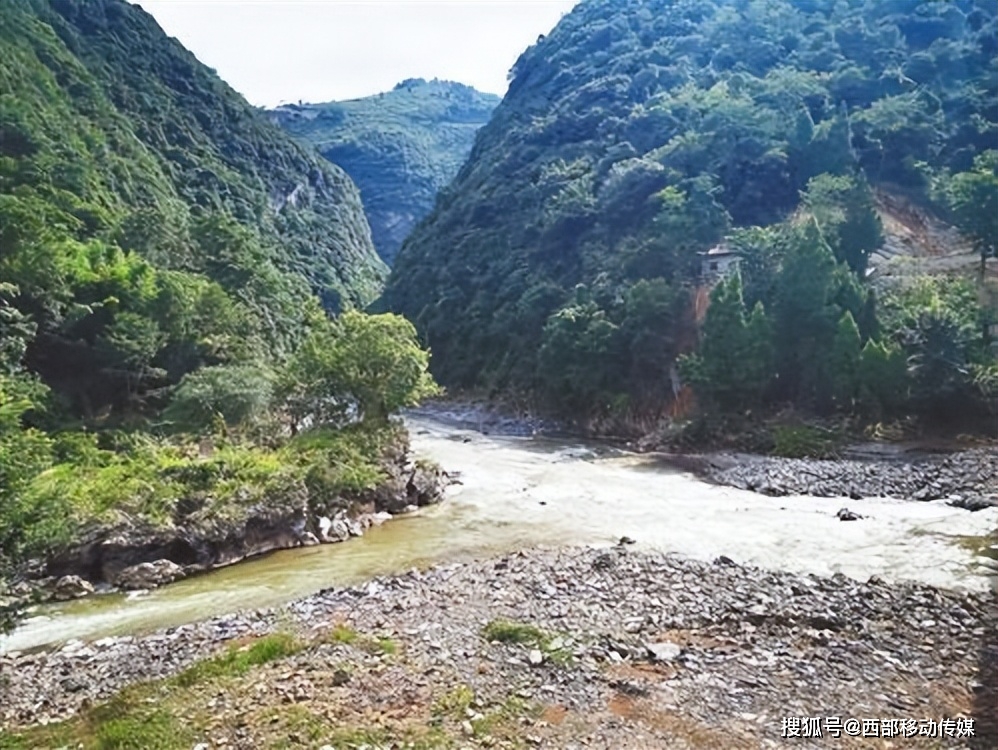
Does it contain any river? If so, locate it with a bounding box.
[2,414,995,653]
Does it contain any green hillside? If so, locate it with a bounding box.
[0,0,392,415]
[385,0,998,426]
[0,0,438,621]
[271,78,499,264]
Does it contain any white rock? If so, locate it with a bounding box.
[646,641,682,662]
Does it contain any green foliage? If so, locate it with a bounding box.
[772,424,840,459]
[877,274,993,419]
[272,79,499,264]
[0,373,55,629]
[281,310,439,428]
[770,224,852,410]
[0,1,448,629]
[481,619,550,646]
[386,0,996,418]
[538,298,622,416]
[803,173,883,275]
[92,709,191,750]
[680,273,771,411]
[164,364,274,431]
[174,633,300,687]
[933,150,998,277]
[831,311,863,408]
[0,0,387,421]
[857,339,908,417]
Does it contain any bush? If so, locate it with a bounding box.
[163,364,273,431]
[771,424,840,458]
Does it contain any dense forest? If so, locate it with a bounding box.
[386,0,998,431]
[0,0,435,624]
[271,79,499,264]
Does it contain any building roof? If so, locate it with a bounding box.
[698,243,739,257]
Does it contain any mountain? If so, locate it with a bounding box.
[1,0,388,415]
[384,0,997,421]
[271,79,500,264]
[1,0,386,309]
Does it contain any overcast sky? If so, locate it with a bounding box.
[135,0,578,107]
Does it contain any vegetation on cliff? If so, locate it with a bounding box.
[0,0,436,628]
[271,79,499,264]
[384,0,998,429]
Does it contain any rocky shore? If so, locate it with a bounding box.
[3,546,994,748]
[5,451,449,607]
[412,400,997,512]
[696,447,998,511]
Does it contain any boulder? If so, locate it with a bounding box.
[113,559,183,590]
[50,575,94,601]
[646,641,682,662]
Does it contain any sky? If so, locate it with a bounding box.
[135,0,579,107]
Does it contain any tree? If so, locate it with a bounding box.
[164,364,274,432]
[281,311,439,429]
[0,374,56,632]
[831,311,862,409]
[682,273,771,411]
[857,339,907,418]
[803,172,883,275]
[771,223,842,409]
[934,151,998,281]
[538,298,623,416]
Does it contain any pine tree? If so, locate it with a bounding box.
[831,311,862,409]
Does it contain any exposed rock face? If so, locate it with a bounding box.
[33,453,449,597]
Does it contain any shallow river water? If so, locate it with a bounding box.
[3,415,995,653]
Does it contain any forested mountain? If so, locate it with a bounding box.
[1,0,389,416]
[271,79,499,264]
[0,0,436,618]
[386,0,998,426]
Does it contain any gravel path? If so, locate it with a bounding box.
[2,546,994,748]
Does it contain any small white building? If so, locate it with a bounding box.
[699,243,741,283]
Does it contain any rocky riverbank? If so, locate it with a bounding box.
[695,447,998,511]
[2,546,994,748]
[413,400,997,512]
[5,447,449,607]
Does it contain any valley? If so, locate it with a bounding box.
[1,0,996,747]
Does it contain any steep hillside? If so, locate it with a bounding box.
[271,79,499,264]
[1,0,386,311]
[0,0,441,623]
[0,0,392,415]
[385,0,997,422]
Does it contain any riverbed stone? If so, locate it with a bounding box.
[1,546,995,748]
[114,559,183,590]
[49,575,94,601]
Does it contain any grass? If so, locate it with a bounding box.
[14,422,401,558]
[173,632,300,687]
[1,684,195,750]
[431,684,540,746]
[771,423,842,458]
[322,622,398,656]
[481,618,574,666]
[267,706,450,749]
[482,619,549,645]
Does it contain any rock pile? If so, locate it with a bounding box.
[705,447,997,510]
[3,546,994,748]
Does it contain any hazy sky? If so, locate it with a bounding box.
[135,0,578,106]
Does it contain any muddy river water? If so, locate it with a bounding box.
[3,414,995,653]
